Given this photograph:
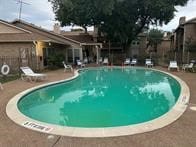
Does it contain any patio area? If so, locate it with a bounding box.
[0,67,196,147]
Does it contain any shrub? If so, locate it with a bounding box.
[47,53,64,69]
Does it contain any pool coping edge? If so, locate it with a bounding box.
[6,67,190,138]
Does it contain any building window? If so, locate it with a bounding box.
[68,49,73,62]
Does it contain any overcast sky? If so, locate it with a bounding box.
[0,0,196,32]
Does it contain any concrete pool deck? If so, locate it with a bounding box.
[6,67,190,137]
[0,67,196,146]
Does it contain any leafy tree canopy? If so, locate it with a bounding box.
[49,0,189,48]
[147,28,164,52]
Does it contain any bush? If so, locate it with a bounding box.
[0,74,20,83]
[47,53,64,69]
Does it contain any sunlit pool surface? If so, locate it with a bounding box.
[18,68,181,128]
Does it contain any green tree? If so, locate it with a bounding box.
[147,29,164,53]
[49,0,189,49]
[49,0,115,33]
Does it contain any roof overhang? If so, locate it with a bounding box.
[0,20,32,34]
[12,19,81,46]
[80,43,102,48]
[0,40,33,43]
[0,40,69,46]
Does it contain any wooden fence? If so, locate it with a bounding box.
[0,56,38,74]
[0,56,20,74]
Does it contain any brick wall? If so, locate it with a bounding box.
[0,42,39,72]
[184,23,196,44]
[0,42,33,57]
[0,56,20,73]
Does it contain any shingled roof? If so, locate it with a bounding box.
[62,31,102,47]
[12,19,81,46]
[63,34,95,44]
[175,17,196,32]
[0,19,102,47]
[0,19,82,47]
[184,17,196,24]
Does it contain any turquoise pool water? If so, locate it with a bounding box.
[18,68,181,128]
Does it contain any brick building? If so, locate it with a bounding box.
[171,17,196,63]
[0,19,102,70]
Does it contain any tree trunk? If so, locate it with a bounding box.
[84,27,87,34]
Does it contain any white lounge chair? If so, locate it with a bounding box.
[102,57,109,65]
[145,59,153,68]
[77,60,85,68]
[168,61,179,71]
[62,61,73,72]
[20,66,47,82]
[182,63,194,72]
[130,59,137,66]
[124,58,130,65]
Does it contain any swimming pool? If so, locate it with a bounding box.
[6,67,190,137]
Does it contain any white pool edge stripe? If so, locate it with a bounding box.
[6,67,190,137]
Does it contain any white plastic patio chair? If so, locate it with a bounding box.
[102,57,109,65]
[99,57,103,64]
[77,60,85,68]
[20,66,47,82]
[62,61,73,72]
[182,63,194,72]
[168,61,179,71]
[83,57,88,64]
[124,58,130,65]
[145,59,153,68]
[130,59,137,66]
